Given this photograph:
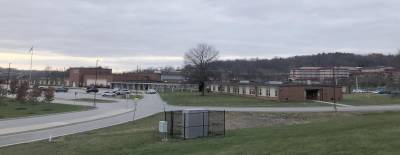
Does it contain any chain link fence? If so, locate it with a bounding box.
[164,110,225,139]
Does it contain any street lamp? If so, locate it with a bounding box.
[93,58,99,107]
[28,46,33,87]
[332,66,337,112]
[7,63,11,90]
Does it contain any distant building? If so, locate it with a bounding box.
[208,81,343,102]
[66,67,112,87]
[110,71,197,92]
[113,72,161,83]
[289,67,350,83]
[360,66,394,73]
[161,71,186,83]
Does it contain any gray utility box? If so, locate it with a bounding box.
[182,109,209,139]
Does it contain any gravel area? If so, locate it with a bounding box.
[225,112,358,130]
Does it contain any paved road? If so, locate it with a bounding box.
[2,91,400,147]
[0,90,165,147]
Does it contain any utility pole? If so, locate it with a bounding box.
[332,67,337,112]
[29,46,34,87]
[93,58,99,107]
[355,75,359,90]
[7,63,11,90]
[63,67,66,87]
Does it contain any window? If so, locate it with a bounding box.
[266,88,270,97]
[259,88,262,96]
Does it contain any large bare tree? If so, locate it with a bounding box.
[184,43,219,96]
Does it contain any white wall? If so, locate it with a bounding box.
[86,79,108,86]
[245,87,251,95]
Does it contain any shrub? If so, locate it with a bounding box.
[28,85,42,104]
[43,87,55,103]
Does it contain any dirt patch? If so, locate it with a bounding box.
[225,112,358,130]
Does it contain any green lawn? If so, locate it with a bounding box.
[3,112,400,154]
[342,93,400,105]
[71,98,118,103]
[160,92,327,107]
[0,97,91,119]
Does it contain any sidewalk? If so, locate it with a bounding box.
[312,100,354,107]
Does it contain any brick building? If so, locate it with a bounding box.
[278,84,343,102]
[209,81,343,102]
[289,67,350,84]
[66,67,112,87]
[113,72,161,83]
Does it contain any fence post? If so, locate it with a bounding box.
[208,111,210,136]
[223,110,226,136]
[202,112,205,137]
[183,113,186,140]
[170,111,174,136]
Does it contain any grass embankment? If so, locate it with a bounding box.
[343,93,400,105]
[3,112,400,154]
[0,97,91,119]
[160,92,327,107]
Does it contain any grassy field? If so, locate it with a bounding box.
[160,92,327,107]
[0,97,91,119]
[342,93,400,105]
[3,111,400,154]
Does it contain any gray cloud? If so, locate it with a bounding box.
[0,0,399,70]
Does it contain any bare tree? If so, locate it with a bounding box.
[395,49,400,68]
[0,86,7,97]
[184,43,219,96]
[16,81,29,102]
[9,80,18,94]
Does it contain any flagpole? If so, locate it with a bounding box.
[29,46,33,87]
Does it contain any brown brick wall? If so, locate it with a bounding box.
[67,67,112,87]
[112,73,161,82]
[279,86,343,102]
[321,87,343,102]
[279,86,305,101]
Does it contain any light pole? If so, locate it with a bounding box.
[93,58,99,107]
[7,63,11,90]
[332,66,337,112]
[132,97,138,122]
[28,46,33,87]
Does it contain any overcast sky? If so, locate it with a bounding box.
[0,0,399,72]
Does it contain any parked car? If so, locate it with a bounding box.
[86,87,99,93]
[146,89,157,94]
[55,87,69,92]
[114,89,130,95]
[102,91,116,97]
[352,89,366,93]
